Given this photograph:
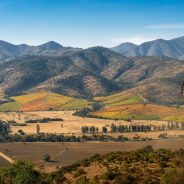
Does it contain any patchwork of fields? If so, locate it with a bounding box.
[93,93,184,121]
[0,92,90,112]
[0,91,184,122]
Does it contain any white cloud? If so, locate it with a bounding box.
[145,24,184,29]
[111,36,156,45]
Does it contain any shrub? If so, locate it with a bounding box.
[103,170,116,180]
[161,168,184,184]
[17,129,25,135]
[42,154,50,162]
[76,176,89,184]
[0,160,42,184]
[74,168,86,178]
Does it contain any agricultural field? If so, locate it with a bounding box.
[0,102,21,112]
[0,92,90,112]
[1,139,184,172]
[92,93,184,121]
[91,103,184,121]
[94,93,144,106]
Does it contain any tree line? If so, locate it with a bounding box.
[81,122,184,134]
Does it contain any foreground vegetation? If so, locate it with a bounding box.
[1,146,184,183]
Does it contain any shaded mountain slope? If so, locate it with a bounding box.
[0,46,184,104]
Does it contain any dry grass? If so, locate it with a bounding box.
[1,140,184,171]
[0,111,184,139]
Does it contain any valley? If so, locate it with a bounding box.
[0,108,184,140]
[1,0,184,183]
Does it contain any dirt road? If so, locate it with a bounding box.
[0,152,14,164]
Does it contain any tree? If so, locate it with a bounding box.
[92,102,102,111]
[102,126,107,134]
[0,121,10,136]
[36,124,40,135]
[0,160,42,184]
[17,129,25,135]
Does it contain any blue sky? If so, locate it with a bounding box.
[0,0,184,48]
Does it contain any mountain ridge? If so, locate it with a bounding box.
[111,36,184,59]
[0,40,68,61]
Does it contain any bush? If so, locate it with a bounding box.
[0,160,42,184]
[74,168,86,177]
[42,154,50,162]
[103,170,116,180]
[161,168,184,184]
[17,129,25,135]
[115,173,135,184]
[76,176,89,184]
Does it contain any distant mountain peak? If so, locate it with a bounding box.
[116,42,137,46]
[38,41,63,50]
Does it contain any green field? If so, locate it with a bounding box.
[0,102,21,112]
[95,93,144,106]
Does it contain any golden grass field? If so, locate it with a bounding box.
[1,140,184,171]
[0,92,90,112]
[0,111,184,139]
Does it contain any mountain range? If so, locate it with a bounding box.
[111,36,184,60]
[0,40,80,61]
[0,37,184,105]
[1,36,184,61]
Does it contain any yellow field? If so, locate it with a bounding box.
[43,93,73,110]
[12,92,48,105]
[0,92,90,112]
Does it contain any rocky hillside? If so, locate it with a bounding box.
[0,46,184,104]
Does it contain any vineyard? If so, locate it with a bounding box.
[0,92,90,112]
[92,93,184,121]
